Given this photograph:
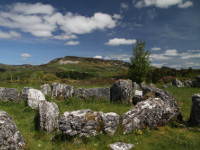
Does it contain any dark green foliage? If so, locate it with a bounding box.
[128,40,151,83]
[56,71,95,80]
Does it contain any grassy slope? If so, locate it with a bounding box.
[0,87,200,150]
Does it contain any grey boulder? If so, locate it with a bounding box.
[110,79,133,104]
[21,87,33,100]
[52,83,73,99]
[0,111,25,150]
[184,79,193,87]
[172,79,184,87]
[38,101,59,132]
[40,84,51,95]
[0,87,20,102]
[110,142,134,150]
[189,94,200,125]
[27,89,46,109]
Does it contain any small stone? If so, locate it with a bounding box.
[110,142,134,150]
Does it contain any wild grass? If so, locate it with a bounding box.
[0,86,200,149]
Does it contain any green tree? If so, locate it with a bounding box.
[128,40,151,83]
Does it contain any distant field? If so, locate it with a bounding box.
[0,85,200,150]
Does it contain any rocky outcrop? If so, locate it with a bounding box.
[0,111,25,150]
[189,94,200,125]
[73,87,110,100]
[21,87,33,99]
[110,79,133,104]
[52,83,73,99]
[110,142,134,150]
[0,87,20,102]
[172,79,184,87]
[122,98,178,134]
[40,84,51,95]
[59,109,119,137]
[38,101,59,132]
[27,89,46,109]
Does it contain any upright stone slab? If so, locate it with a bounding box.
[52,83,73,99]
[110,79,133,104]
[27,89,46,109]
[0,87,20,102]
[38,101,59,132]
[40,84,51,95]
[0,111,25,150]
[189,94,200,125]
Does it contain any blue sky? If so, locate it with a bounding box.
[0,0,199,68]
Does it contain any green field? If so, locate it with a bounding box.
[0,86,200,150]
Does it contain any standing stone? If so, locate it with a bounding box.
[21,87,33,99]
[101,112,119,135]
[40,84,51,95]
[172,79,184,87]
[27,89,46,109]
[189,94,200,125]
[52,83,73,99]
[132,82,139,91]
[0,87,20,102]
[59,109,119,137]
[110,142,134,150]
[110,79,133,104]
[0,111,25,150]
[38,101,59,132]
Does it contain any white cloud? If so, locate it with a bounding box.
[151,47,161,51]
[0,3,117,40]
[20,53,31,60]
[164,49,178,56]
[134,0,193,9]
[113,14,122,20]
[150,54,171,60]
[93,55,103,59]
[152,63,167,68]
[178,1,193,8]
[105,38,136,46]
[120,2,129,9]
[65,41,80,46]
[0,30,21,39]
[104,54,130,61]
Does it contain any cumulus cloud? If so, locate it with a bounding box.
[0,30,21,39]
[93,55,103,59]
[151,47,161,51]
[20,53,31,60]
[164,49,178,56]
[65,41,80,46]
[120,2,129,9]
[0,3,117,40]
[134,0,193,9]
[104,54,130,61]
[105,38,136,46]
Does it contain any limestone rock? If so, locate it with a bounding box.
[52,83,73,99]
[189,94,200,125]
[0,111,25,150]
[40,84,51,95]
[122,98,176,134]
[132,90,144,105]
[27,89,46,109]
[59,109,119,137]
[132,82,139,91]
[184,79,193,87]
[101,112,119,135]
[74,87,110,100]
[0,87,20,102]
[110,142,134,150]
[110,79,133,104]
[140,82,148,90]
[38,101,59,132]
[172,79,184,87]
[21,87,33,99]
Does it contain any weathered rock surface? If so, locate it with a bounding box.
[74,87,110,100]
[27,89,46,109]
[101,112,119,135]
[132,90,144,105]
[184,79,193,87]
[38,101,59,132]
[52,83,73,99]
[140,82,148,90]
[0,111,25,150]
[110,142,134,150]
[132,82,139,91]
[122,98,177,134]
[21,87,33,99]
[172,79,184,87]
[0,87,20,102]
[59,109,119,137]
[110,79,133,104]
[189,94,200,125]
[40,84,51,95]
